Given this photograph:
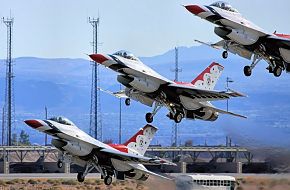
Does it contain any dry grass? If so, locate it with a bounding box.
[0,178,148,190]
[236,176,290,190]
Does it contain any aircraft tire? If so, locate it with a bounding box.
[145,113,153,123]
[222,51,228,59]
[125,98,131,106]
[243,66,252,76]
[174,113,183,123]
[57,160,63,168]
[104,175,113,185]
[273,66,282,77]
[77,172,85,182]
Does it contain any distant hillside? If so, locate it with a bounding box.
[0,45,290,149]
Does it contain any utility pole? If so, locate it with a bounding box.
[171,47,182,147]
[2,107,4,145]
[3,17,14,146]
[119,84,122,144]
[45,106,48,145]
[88,17,102,141]
[226,77,234,112]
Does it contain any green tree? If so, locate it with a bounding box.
[19,130,31,145]
[11,133,18,145]
[184,139,193,147]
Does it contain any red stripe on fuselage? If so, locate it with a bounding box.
[274,33,290,39]
[108,144,128,153]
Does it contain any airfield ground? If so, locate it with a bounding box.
[0,173,290,190]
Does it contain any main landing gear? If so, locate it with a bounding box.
[222,51,228,59]
[125,98,131,106]
[168,112,183,123]
[243,54,262,77]
[145,102,162,123]
[76,156,113,185]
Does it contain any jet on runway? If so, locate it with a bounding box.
[24,117,173,185]
[185,1,290,77]
[89,50,246,124]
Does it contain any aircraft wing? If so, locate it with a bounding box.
[266,35,290,47]
[127,163,172,181]
[195,39,253,60]
[167,83,246,102]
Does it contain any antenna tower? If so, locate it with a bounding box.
[171,47,182,146]
[2,17,15,146]
[88,17,102,141]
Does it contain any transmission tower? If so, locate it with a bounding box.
[2,17,15,146]
[88,17,102,141]
[171,47,182,147]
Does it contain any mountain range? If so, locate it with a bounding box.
[0,45,290,150]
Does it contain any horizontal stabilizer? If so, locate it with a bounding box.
[211,107,247,119]
[225,89,247,98]
[98,87,128,99]
[128,163,173,181]
[194,39,222,49]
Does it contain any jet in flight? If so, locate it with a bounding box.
[89,50,246,124]
[185,1,290,77]
[24,117,173,185]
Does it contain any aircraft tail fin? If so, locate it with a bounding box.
[191,62,224,90]
[123,124,158,156]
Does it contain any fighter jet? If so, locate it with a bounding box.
[24,117,173,185]
[185,1,290,77]
[89,50,246,124]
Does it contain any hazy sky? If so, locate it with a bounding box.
[0,0,289,58]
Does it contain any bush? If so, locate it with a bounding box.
[28,179,38,184]
[62,179,78,185]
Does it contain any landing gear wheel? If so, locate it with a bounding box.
[174,113,183,123]
[57,160,63,168]
[268,66,273,73]
[77,172,85,182]
[273,66,282,77]
[243,66,252,76]
[145,113,153,123]
[125,98,131,106]
[222,51,228,59]
[104,175,113,185]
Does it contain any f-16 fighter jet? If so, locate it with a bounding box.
[24,117,173,185]
[185,1,290,77]
[89,50,246,124]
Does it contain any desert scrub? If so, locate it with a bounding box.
[61,179,78,185]
[28,179,38,184]
[0,180,5,186]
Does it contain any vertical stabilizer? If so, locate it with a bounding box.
[123,124,157,156]
[191,62,224,90]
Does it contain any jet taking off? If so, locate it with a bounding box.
[89,50,246,124]
[24,117,173,185]
[185,1,290,77]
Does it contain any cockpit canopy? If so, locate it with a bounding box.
[113,50,139,61]
[49,116,75,126]
[210,1,239,13]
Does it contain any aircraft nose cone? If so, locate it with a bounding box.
[24,120,43,129]
[185,5,206,15]
[89,54,109,64]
